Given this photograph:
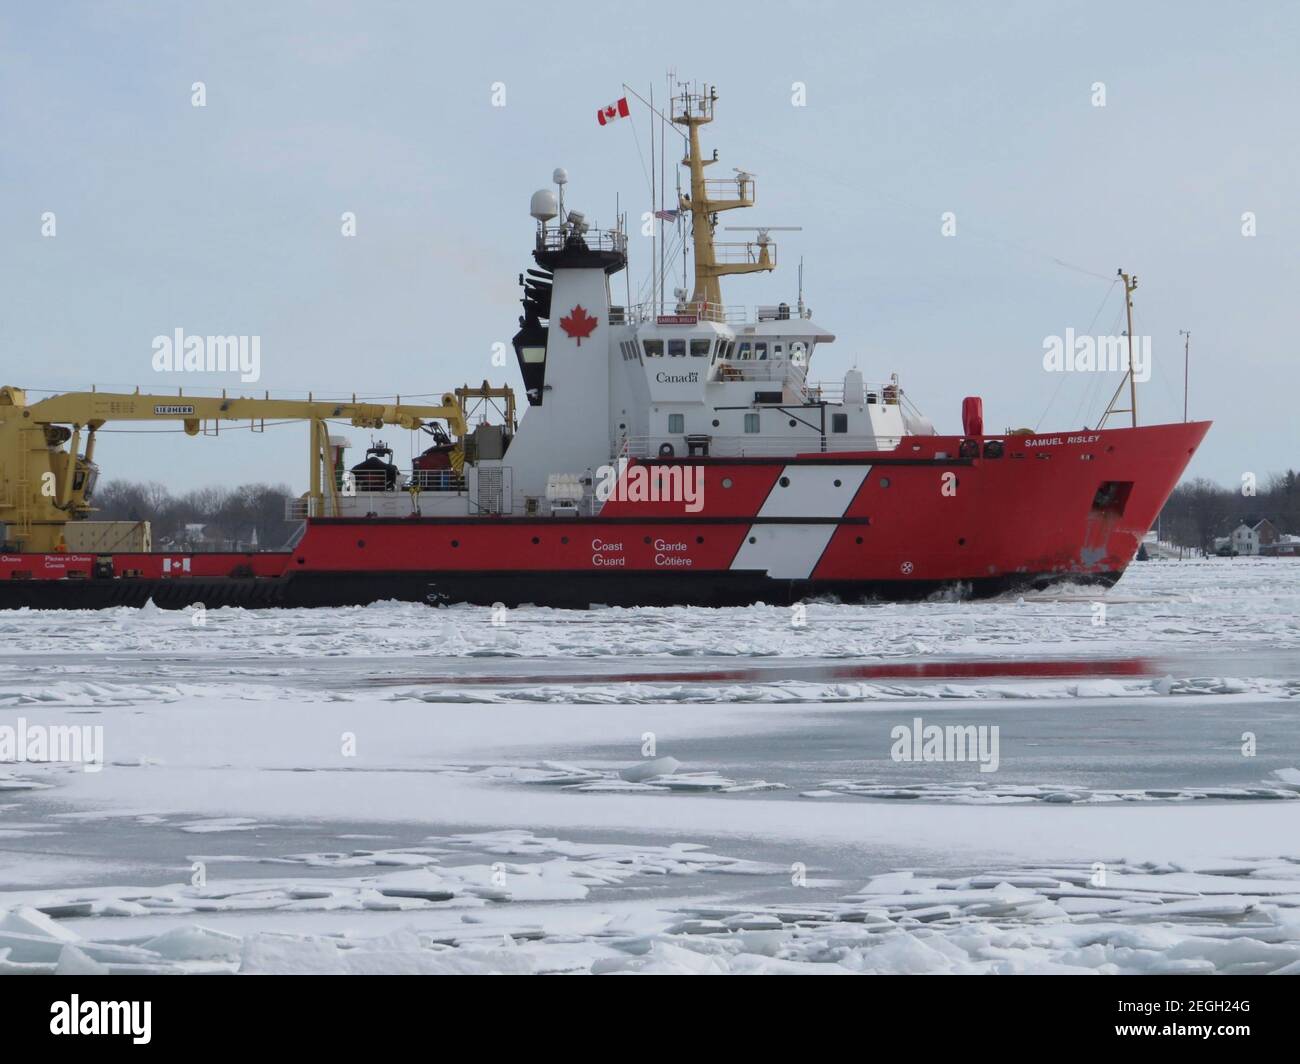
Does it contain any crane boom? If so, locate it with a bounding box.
[0,385,468,551]
[16,387,466,434]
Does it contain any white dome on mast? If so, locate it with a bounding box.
[529,189,558,222]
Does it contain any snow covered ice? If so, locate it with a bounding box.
[2,558,1299,974]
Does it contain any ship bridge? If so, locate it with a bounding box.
[604,297,905,462]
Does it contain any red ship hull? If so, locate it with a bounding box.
[0,421,1209,609]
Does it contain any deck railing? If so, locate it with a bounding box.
[284,470,466,519]
[615,434,901,459]
[536,227,627,255]
[622,302,750,325]
[713,359,803,385]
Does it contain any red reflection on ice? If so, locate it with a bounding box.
[385,658,1156,686]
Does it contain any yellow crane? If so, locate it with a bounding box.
[0,385,467,552]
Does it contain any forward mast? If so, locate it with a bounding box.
[674,85,775,316]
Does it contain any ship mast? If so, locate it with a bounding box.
[1098,268,1140,429]
[672,85,774,311]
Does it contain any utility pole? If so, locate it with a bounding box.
[1179,329,1191,422]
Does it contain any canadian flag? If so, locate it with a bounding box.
[597,97,630,126]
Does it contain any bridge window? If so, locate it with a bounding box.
[690,339,711,357]
[737,341,751,359]
[744,412,760,433]
[643,339,664,358]
[668,414,685,433]
[668,339,686,357]
[754,342,768,360]
[831,413,848,433]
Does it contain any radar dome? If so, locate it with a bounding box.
[530,188,558,222]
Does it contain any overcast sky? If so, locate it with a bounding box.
[2,0,1295,492]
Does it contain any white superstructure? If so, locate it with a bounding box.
[336,83,932,519]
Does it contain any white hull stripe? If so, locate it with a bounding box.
[729,465,869,579]
[755,464,870,518]
[730,523,838,580]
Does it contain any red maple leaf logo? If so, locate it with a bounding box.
[559,304,598,345]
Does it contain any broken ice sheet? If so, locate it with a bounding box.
[2,831,1298,974]
[802,777,1300,804]
[447,757,787,795]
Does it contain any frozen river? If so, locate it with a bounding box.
[2,558,1298,973]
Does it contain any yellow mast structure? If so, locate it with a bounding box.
[0,385,466,552]
[673,84,774,312]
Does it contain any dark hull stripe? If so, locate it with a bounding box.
[307,515,874,526]
[639,456,976,467]
[0,568,1122,611]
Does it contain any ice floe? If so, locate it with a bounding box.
[4,833,1296,974]
[800,769,1300,804]
[430,758,787,794]
[386,675,1299,705]
[3,559,1297,669]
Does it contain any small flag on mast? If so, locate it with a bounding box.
[597,97,630,126]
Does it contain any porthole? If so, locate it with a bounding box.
[531,536,540,545]
[696,536,704,544]
[748,536,757,544]
[779,476,790,487]
[880,477,891,488]
[855,536,864,544]
[712,419,720,428]
[644,536,652,544]
[788,419,797,427]
[721,477,734,489]
[296,557,306,565]
[357,540,366,548]
[561,536,569,544]
[833,479,842,487]
[958,537,966,546]
[451,539,459,548]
